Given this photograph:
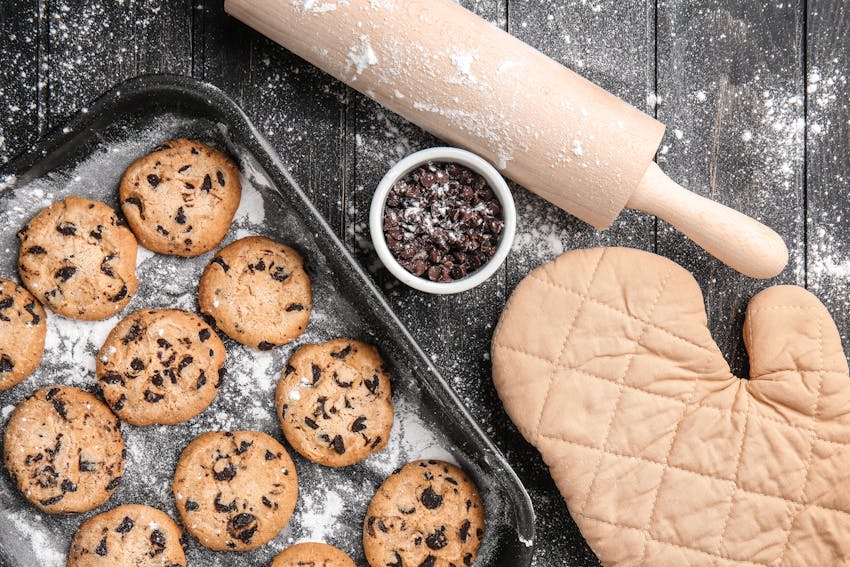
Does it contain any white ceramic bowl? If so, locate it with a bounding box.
[370,147,517,294]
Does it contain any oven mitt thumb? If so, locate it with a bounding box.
[492,247,850,566]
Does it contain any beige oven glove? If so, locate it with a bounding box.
[492,247,850,566]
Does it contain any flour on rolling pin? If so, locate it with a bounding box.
[226,0,789,279]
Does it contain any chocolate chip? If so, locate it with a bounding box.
[262,496,275,508]
[196,371,207,389]
[304,417,319,429]
[52,398,68,420]
[178,164,191,173]
[111,284,128,302]
[61,479,77,492]
[464,554,474,566]
[190,147,199,155]
[150,529,166,555]
[157,338,172,349]
[216,170,226,186]
[216,367,226,387]
[80,458,98,472]
[200,174,212,192]
[421,487,443,509]
[331,435,345,454]
[310,364,322,385]
[420,557,436,567]
[227,513,258,544]
[112,394,127,411]
[370,435,382,449]
[56,222,76,236]
[184,499,199,512]
[234,440,253,455]
[175,207,187,224]
[213,463,237,482]
[123,322,142,343]
[264,450,277,460]
[106,476,121,490]
[95,536,108,556]
[147,174,161,187]
[258,341,275,351]
[199,328,211,342]
[184,182,195,190]
[177,356,193,375]
[0,355,13,373]
[387,552,402,567]
[351,416,367,433]
[284,364,295,377]
[156,225,170,236]
[116,516,135,533]
[426,526,448,550]
[55,266,76,282]
[151,373,163,387]
[271,266,289,281]
[364,374,379,394]
[459,520,471,542]
[331,345,352,358]
[144,390,163,403]
[333,372,353,388]
[130,358,145,371]
[212,256,229,272]
[101,372,124,385]
[27,245,46,254]
[214,492,237,512]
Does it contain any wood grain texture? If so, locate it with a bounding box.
[656,0,806,375]
[806,1,850,346]
[0,1,840,566]
[0,1,42,164]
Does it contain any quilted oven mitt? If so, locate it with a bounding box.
[492,247,850,566]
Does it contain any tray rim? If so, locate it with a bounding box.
[0,73,536,565]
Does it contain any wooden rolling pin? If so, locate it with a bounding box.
[225,0,788,279]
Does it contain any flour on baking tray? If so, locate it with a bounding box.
[0,116,492,567]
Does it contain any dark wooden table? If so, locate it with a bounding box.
[1,1,848,565]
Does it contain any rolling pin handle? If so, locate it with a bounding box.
[627,162,789,279]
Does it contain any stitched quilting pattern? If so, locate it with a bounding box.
[492,248,850,566]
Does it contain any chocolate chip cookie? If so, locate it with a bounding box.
[120,138,242,257]
[0,277,47,390]
[363,460,486,567]
[173,431,298,551]
[97,308,227,426]
[67,504,186,567]
[17,196,139,320]
[275,339,393,467]
[270,542,356,567]
[3,386,125,513]
[198,236,312,350]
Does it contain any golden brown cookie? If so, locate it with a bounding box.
[96,308,227,426]
[198,236,312,350]
[67,504,186,566]
[0,277,46,390]
[270,542,356,567]
[3,386,125,514]
[275,339,393,467]
[17,196,139,320]
[364,460,486,567]
[173,431,298,551]
[120,138,242,257]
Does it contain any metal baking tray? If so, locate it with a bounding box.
[0,75,534,567]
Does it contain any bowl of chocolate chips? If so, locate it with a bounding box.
[370,147,516,294]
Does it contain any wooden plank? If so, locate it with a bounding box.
[507,0,657,292]
[806,2,850,345]
[349,3,509,449]
[506,2,656,565]
[656,0,806,374]
[0,1,42,165]
[46,0,193,128]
